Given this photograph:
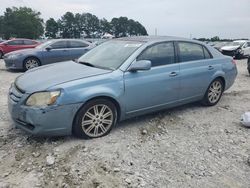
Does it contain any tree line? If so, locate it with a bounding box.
[0,7,148,39]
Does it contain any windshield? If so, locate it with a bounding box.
[78,40,144,70]
[35,40,54,49]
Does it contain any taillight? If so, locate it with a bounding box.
[232,59,236,65]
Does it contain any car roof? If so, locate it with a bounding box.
[116,36,195,43]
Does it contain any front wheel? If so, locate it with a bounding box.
[202,79,224,106]
[23,57,40,71]
[73,99,117,139]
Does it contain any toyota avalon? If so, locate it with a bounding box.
[8,36,237,139]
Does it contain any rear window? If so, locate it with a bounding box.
[203,47,212,59]
[23,40,37,45]
[178,42,208,62]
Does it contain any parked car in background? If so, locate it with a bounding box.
[247,56,250,75]
[0,38,39,58]
[8,36,237,139]
[4,39,95,70]
[221,40,250,59]
[213,41,229,51]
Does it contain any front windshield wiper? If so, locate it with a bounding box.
[78,61,96,68]
[78,61,114,71]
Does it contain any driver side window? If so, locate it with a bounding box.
[137,42,175,67]
[51,41,68,49]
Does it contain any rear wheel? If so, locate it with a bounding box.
[73,99,117,139]
[202,78,224,106]
[23,57,40,71]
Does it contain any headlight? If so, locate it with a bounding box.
[8,53,22,59]
[26,91,61,107]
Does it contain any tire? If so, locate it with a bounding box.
[73,98,117,139]
[0,51,3,59]
[202,78,224,106]
[23,57,40,71]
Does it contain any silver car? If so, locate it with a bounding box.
[4,39,95,71]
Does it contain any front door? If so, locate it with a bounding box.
[42,41,70,64]
[124,42,180,115]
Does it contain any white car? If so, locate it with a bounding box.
[221,40,250,59]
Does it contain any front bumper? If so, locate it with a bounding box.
[4,57,23,70]
[8,85,83,136]
[221,50,243,58]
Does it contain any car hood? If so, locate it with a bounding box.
[15,61,112,93]
[5,48,38,56]
[221,45,240,51]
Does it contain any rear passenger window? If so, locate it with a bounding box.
[23,40,36,45]
[69,41,89,48]
[203,47,212,59]
[178,42,205,62]
[137,42,175,67]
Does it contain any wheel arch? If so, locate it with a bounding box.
[23,56,42,67]
[72,95,122,134]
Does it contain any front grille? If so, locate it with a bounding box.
[9,84,25,103]
[222,50,235,57]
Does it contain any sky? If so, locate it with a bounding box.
[1,0,250,39]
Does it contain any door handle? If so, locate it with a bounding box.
[208,65,214,70]
[169,72,178,77]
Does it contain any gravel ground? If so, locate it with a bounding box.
[0,59,250,188]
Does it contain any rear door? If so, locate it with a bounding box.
[68,40,90,60]
[42,41,70,65]
[124,42,180,114]
[177,42,217,101]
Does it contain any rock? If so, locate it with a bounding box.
[26,167,32,172]
[125,178,132,184]
[2,172,10,178]
[247,157,250,166]
[46,155,55,166]
[32,152,41,158]
[83,147,88,152]
[141,129,148,135]
[113,168,120,172]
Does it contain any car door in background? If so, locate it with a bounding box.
[177,42,216,101]
[124,42,180,115]
[42,41,70,65]
[68,40,90,60]
[23,39,39,49]
[5,40,24,53]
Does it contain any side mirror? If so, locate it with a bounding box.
[45,46,52,51]
[128,60,151,72]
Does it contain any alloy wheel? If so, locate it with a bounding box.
[81,104,113,137]
[208,80,222,104]
[25,59,39,70]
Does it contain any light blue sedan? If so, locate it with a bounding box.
[8,36,237,139]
